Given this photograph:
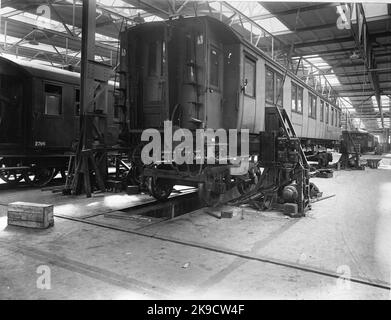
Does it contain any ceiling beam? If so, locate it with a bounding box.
[350,3,384,128]
[292,44,391,58]
[291,30,389,49]
[253,3,336,20]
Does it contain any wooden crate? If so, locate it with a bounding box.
[7,202,54,229]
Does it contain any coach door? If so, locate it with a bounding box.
[239,54,257,132]
[142,36,168,129]
[206,44,223,129]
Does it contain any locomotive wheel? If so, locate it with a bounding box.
[0,160,25,185]
[23,167,56,187]
[237,164,261,195]
[0,168,24,184]
[146,177,174,201]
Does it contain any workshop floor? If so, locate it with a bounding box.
[0,155,390,300]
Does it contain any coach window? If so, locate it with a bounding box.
[320,100,324,122]
[291,83,297,112]
[44,83,62,116]
[276,73,283,106]
[337,110,340,127]
[331,108,334,126]
[265,67,274,103]
[244,57,256,97]
[210,48,220,88]
[309,93,316,119]
[297,87,303,113]
[74,88,80,116]
[113,93,120,120]
[148,41,158,76]
[291,84,303,113]
[326,103,329,124]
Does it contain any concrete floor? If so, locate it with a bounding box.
[0,155,391,299]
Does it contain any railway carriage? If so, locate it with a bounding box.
[0,57,119,186]
[118,16,342,203]
[342,130,378,154]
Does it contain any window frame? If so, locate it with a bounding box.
[297,86,303,113]
[331,108,334,126]
[325,103,329,124]
[291,82,303,114]
[43,82,63,117]
[74,87,80,116]
[243,55,256,98]
[265,66,275,104]
[320,100,324,122]
[209,46,221,89]
[308,93,317,119]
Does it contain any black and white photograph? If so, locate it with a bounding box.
[0,0,390,304]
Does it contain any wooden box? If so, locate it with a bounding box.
[7,202,54,229]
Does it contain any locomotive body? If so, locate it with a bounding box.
[0,56,119,185]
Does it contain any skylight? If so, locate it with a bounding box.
[209,1,290,34]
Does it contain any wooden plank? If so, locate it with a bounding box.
[7,202,54,229]
[8,211,46,222]
[8,201,53,213]
[8,219,53,229]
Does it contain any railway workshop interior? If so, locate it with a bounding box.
[0,0,390,300]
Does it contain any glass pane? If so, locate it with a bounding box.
[276,73,283,106]
[320,100,324,122]
[0,74,23,142]
[210,49,219,87]
[297,87,303,113]
[326,104,329,124]
[265,68,274,103]
[244,58,255,97]
[75,88,80,115]
[331,108,334,125]
[291,83,297,111]
[45,84,62,115]
[148,41,157,76]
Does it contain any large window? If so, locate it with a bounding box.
[209,48,220,88]
[265,67,283,106]
[44,84,62,116]
[276,73,283,106]
[148,40,165,76]
[244,57,256,97]
[326,103,329,124]
[309,93,317,119]
[320,100,324,122]
[297,87,303,113]
[331,108,334,126]
[148,41,157,76]
[291,83,303,113]
[74,88,80,116]
[291,83,297,112]
[336,110,340,127]
[265,67,274,103]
